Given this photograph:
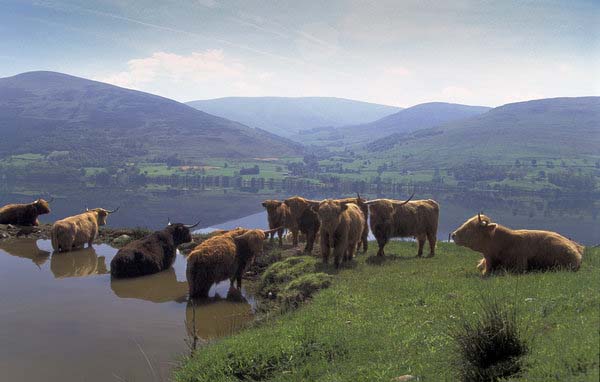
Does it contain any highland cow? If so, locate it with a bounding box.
[314,200,366,268]
[336,193,370,253]
[0,198,51,226]
[50,207,118,252]
[451,213,583,275]
[283,196,320,253]
[110,221,199,278]
[262,199,292,247]
[186,228,278,298]
[366,194,439,257]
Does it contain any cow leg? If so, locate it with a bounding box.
[292,228,299,247]
[333,245,345,268]
[362,231,368,253]
[278,228,284,247]
[304,229,316,254]
[347,242,357,262]
[417,235,426,257]
[320,233,330,264]
[426,232,436,257]
[237,273,243,289]
[376,235,387,257]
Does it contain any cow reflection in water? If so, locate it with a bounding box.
[0,239,50,268]
[111,268,188,303]
[186,291,253,346]
[50,247,108,278]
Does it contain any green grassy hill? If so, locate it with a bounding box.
[368,97,600,166]
[0,71,302,164]
[175,242,599,382]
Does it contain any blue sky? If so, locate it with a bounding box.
[1,0,598,106]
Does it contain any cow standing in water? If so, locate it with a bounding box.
[110,221,199,278]
[51,207,118,252]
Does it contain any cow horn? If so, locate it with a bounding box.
[478,212,482,223]
[184,221,201,229]
[85,206,89,212]
[107,207,120,214]
[167,218,172,226]
[263,227,281,236]
[398,192,415,207]
[47,197,55,203]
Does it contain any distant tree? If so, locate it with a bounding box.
[531,159,537,167]
[515,159,521,167]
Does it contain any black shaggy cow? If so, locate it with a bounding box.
[0,198,52,226]
[110,221,199,278]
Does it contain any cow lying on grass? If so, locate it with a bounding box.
[51,207,118,252]
[110,221,199,278]
[0,198,52,226]
[186,227,278,298]
[451,213,583,275]
[314,200,365,268]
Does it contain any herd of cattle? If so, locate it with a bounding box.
[0,195,585,299]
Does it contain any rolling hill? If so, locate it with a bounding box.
[186,96,401,137]
[0,71,301,164]
[296,102,491,146]
[367,97,600,167]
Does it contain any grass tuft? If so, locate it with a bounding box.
[453,301,528,382]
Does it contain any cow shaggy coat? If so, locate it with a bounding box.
[283,196,320,253]
[262,200,292,247]
[186,229,270,298]
[367,197,439,257]
[51,208,115,252]
[336,195,369,253]
[452,214,583,275]
[316,200,366,268]
[0,199,51,226]
[110,224,193,278]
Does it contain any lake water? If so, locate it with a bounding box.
[0,188,598,381]
[0,239,255,382]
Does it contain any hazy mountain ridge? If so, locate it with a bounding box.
[186,96,401,137]
[0,71,302,163]
[296,102,491,146]
[367,97,600,166]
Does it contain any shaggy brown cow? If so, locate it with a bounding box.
[186,228,278,298]
[262,199,292,247]
[315,200,366,268]
[366,194,439,257]
[283,196,320,253]
[451,213,583,275]
[0,198,51,226]
[336,193,370,253]
[110,221,199,278]
[50,207,118,252]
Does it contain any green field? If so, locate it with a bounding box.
[175,242,599,382]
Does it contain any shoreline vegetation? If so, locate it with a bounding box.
[174,241,599,382]
[1,224,598,381]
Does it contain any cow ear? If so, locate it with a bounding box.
[485,223,497,230]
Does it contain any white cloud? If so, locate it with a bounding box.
[100,50,245,90]
[383,66,412,77]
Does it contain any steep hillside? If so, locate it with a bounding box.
[186,96,401,137]
[367,97,600,167]
[0,71,301,164]
[297,102,491,146]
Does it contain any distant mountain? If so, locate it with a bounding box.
[186,96,401,137]
[367,97,600,166]
[296,102,491,146]
[0,71,301,164]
